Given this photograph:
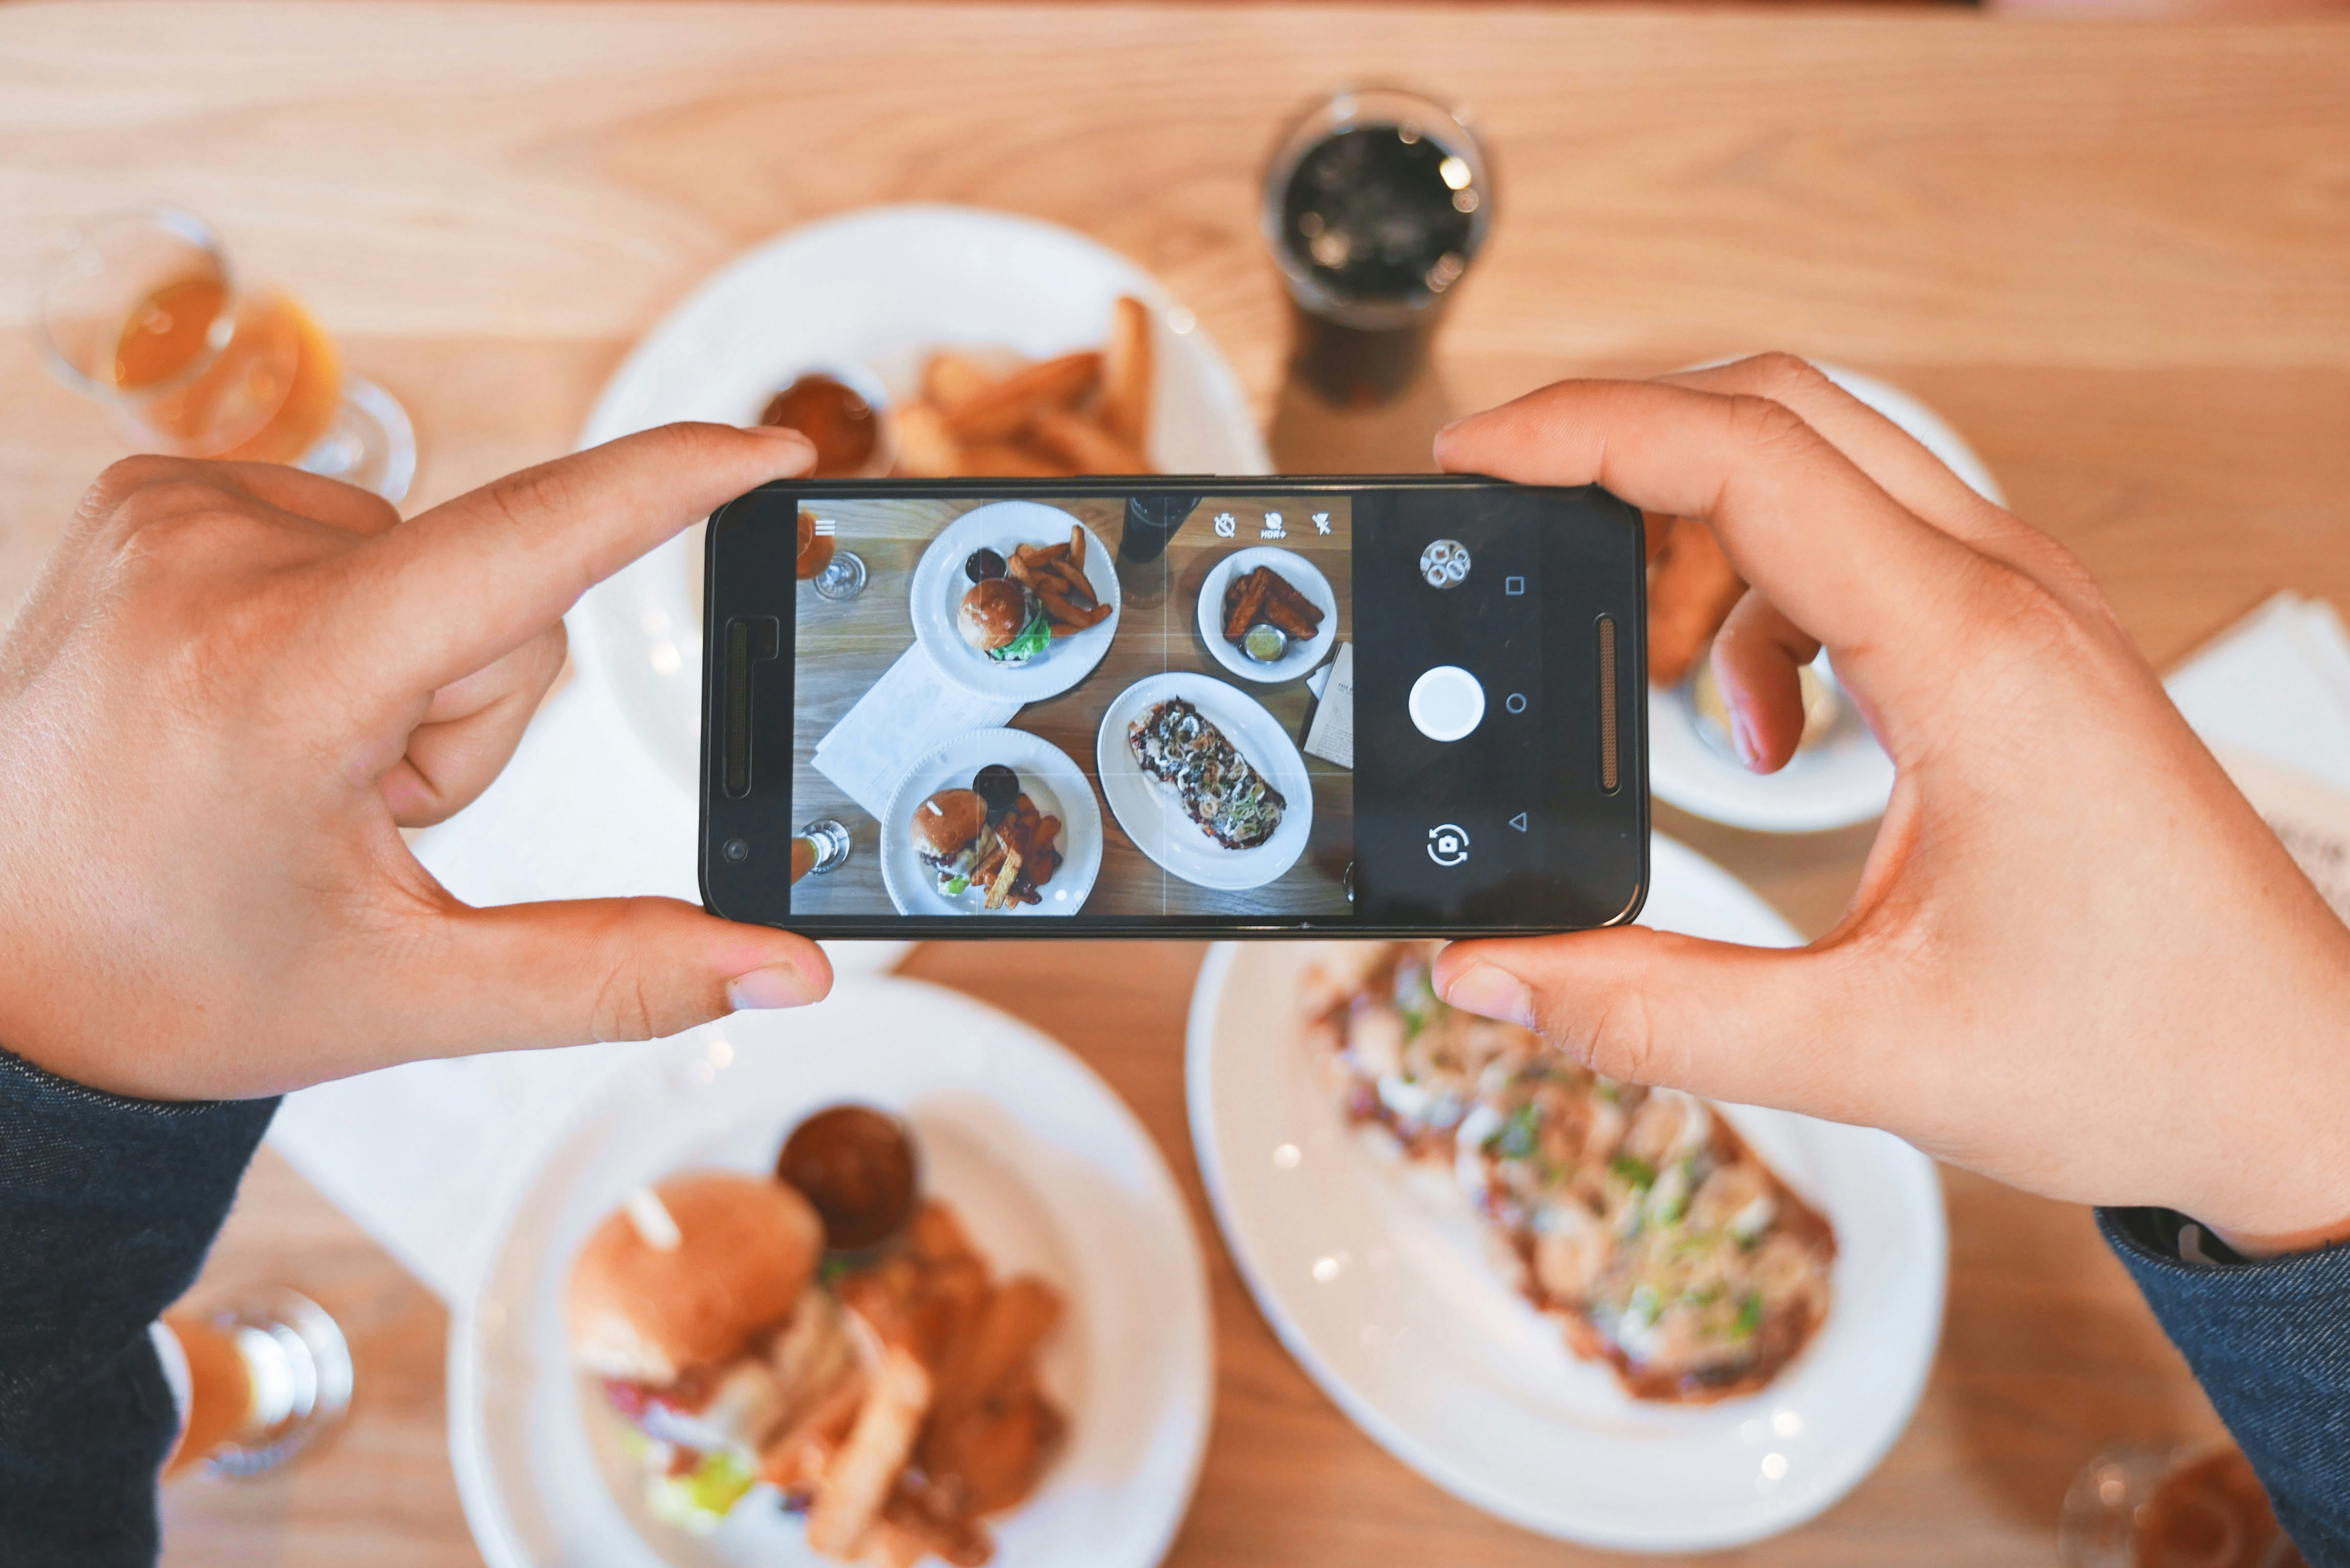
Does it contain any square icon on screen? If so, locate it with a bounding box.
[1504,575,1526,596]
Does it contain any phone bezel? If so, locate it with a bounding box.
[700,475,1649,939]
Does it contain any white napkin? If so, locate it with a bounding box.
[812,645,1020,817]
[266,665,906,1302]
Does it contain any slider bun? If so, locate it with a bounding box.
[959,577,1035,652]
[567,1171,823,1385]
[911,789,987,857]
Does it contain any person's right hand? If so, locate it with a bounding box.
[1433,356,2350,1253]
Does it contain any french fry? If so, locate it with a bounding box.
[960,441,1072,479]
[805,1346,933,1559]
[1067,522,1086,572]
[760,1371,867,1492]
[894,402,962,478]
[1027,404,1146,476]
[983,845,1023,911]
[1035,583,1091,627]
[944,352,1101,443]
[922,352,998,413]
[1043,557,1097,608]
[1100,294,1151,452]
[1647,517,1745,686]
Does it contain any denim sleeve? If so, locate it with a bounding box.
[0,1046,276,1568]
[2100,1207,2350,1567]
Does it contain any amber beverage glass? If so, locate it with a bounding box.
[39,207,416,502]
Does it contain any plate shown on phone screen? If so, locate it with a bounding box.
[878,727,1104,917]
[1195,547,1339,685]
[1095,673,1313,892]
[910,502,1121,702]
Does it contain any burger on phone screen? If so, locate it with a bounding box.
[959,577,1050,665]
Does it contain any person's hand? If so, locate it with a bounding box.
[1433,356,2350,1252]
[0,425,832,1101]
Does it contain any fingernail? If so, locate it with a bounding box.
[1438,963,1533,1028]
[727,963,812,1011]
[741,424,816,453]
[1730,711,1760,770]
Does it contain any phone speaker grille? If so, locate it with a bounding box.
[1597,615,1621,794]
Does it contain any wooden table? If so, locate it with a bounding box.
[4,3,2347,1564]
[789,493,1354,918]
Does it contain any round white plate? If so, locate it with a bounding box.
[451,979,1213,1568]
[878,727,1104,917]
[910,502,1121,702]
[568,204,1273,798]
[1187,836,1946,1553]
[1095,673,1313,892]
[1194,547,1339,685]
[1648,361,2003,833]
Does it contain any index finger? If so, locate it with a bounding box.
[1434,379,1991,680]
[344,423,814,693]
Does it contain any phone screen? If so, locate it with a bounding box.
[705,478,1647,934]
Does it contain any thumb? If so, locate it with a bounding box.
[1433,929,1854,1117]
[429,897,833,1051]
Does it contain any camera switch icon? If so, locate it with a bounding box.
[1427,823,1471,868]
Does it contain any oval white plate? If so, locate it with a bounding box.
[1194,547,1339,685]
[1648,362,2003,833]
[878,727,1104,917]
[909,502,1121,702]
[568,204,1272,798]
[450,979,1213,1568]
[1095,672,1313,892]
[1187,836,1946,1553]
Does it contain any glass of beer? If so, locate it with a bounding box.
[156,1288,353,1479]
[38,207,416,502]
[1262,87,1494,408]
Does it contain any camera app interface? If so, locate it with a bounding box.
[788,493,1357,919]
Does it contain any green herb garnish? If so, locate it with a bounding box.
[1733,1291,1764,1340]
[1610,1154,1657,1189]
[1494,1102,1541,1161]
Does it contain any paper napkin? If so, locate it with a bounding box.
[812,646,1022,818]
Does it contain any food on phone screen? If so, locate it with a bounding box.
[957,578,1049,664]
[568,1115,1067,1560]
[1646,515,1745,688]
[1128,698,1288,851]
[909,778,1064,910]
[776,1106,921,1252]
[1222,564,1326,646]
[761,374,882,478]
[1303,944,1836,1402]
[963,548,1007,584]
[891,298,1159,478]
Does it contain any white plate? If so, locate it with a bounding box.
[909,502,1121,702]
[1095,673,1313,892]
[1648,362,2004,833]
[450,979,1213,1568]
[1186,836,1946,1553]
[568,204,1273,798]
[1194,547,1339,685]
[878,728,1104,917]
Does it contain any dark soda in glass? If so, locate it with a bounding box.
[1264,88,1493,407]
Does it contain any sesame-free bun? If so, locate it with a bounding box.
[958,576,1035,653]
[567,1171,823,1385]
[911,789,987,860]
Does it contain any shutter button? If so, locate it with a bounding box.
[1409,666,1485,742]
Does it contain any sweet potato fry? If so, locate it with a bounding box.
[1027,404,1146,476]
[1647,517,1745,686]
[1264,572,1324,629]
[1100,295,1151,451]
[1223,568,1272,641]
[923,352,998,413]
[942,1277,1064,1414]
[894,402,962,478]
[944,352,1101,443]
[806,1346,933,1559]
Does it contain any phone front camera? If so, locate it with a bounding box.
[1420,538,1471,589]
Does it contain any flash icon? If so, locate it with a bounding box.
[1312,512,1333,535]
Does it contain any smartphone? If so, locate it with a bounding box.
[701,476,1647,938]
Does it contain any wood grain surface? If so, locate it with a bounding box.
[2,2,2343,1565]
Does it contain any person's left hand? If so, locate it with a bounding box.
[0,425,831,1100]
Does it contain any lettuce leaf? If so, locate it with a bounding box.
[987,610,1054,664]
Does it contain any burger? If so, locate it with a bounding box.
[566,1171,856,1530]
[910,787,996,897]
[958,576,1051,665]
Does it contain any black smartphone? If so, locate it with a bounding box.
[700,476,1646,938]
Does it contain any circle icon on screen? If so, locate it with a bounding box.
[1427,824,1471,867]
[1505,692,1528,714]
[1419,539,1471,589]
